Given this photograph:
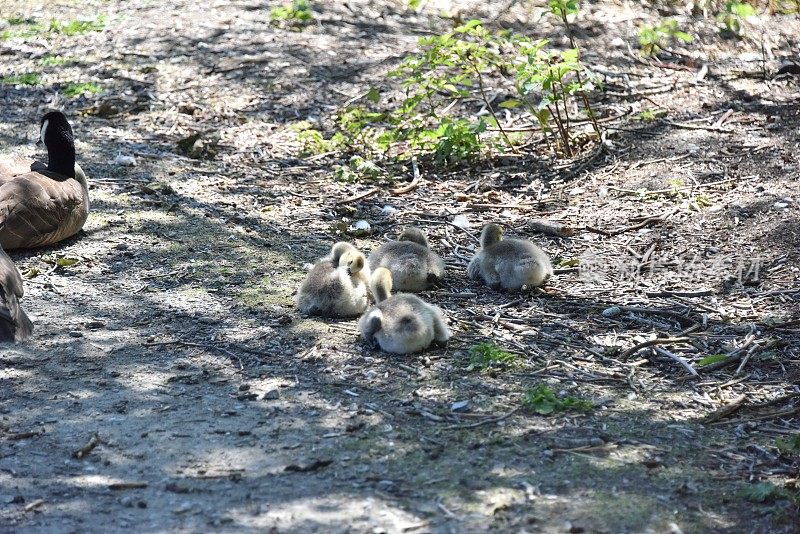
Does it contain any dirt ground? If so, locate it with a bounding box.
[1,0,799,532]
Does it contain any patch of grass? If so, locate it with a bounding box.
[775,434,800,454]
[49,15,106,36]
[7,15,32,25]
[1,15,105,40]
[1,22,44,40]
[468,342,518,371]
[739,482,797,504]
[269,0,314,28]
[522,384,593,415]
[63,82,103,97]
[637,109,666,121]
[39,54,73,67]
[1,72,41,86]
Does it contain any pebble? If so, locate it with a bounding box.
[68,331,84,338]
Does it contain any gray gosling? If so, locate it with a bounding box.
[367,227,445,292]
[358,267,450,354]
[296,242,370,318]
[468,223,553,291]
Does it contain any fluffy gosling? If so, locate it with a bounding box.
[367,227,444,292]
[467,223,553,291]
[358,267,449,354]
[296,242,370,317]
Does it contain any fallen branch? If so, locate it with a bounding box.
[528,219,576,237]
[704,394,747,424]
[660,118,734,133]
[618,336,691,360]
[335,187,379,205]
[443,407,519,430]
[391,156,421,195]
[73,433,101,459]
[653,346,698,376]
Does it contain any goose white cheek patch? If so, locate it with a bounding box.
[39,119,49,144]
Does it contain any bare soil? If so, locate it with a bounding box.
[1,1,799,532]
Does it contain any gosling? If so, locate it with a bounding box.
[358,267,450,354]
[367,227,444,292]
[296,242,370,318]
[467,223,553,291]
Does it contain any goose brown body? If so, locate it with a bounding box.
[0,112,89,250]
[0,245,33,342]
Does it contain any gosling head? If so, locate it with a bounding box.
[398,227,429,248]
[480,223,503,248]
[340,251,365,276]
[330,241,357,264]
[370,267,393,303]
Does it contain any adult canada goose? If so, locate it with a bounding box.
[367,227,445,292]
[0,245,33,342]
[0,111,89,249]
[296,242,370,318]
[358,267,449,354]
[468,223,553,291]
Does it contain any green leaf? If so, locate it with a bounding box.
[697,354,728,366]
[456,19,483,32]
[56,257,79,267]
[499,99,521,109]
[365,87,380,103]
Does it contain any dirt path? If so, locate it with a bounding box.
[1,1,799,532]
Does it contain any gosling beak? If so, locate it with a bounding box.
[36,137,42,146]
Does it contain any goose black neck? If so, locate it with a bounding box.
[47,141,75,178]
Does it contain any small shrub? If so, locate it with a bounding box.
[638,18,693,56]
[522,384,593,415]
[468,342,518,370]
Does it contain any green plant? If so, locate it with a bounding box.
[513,43,598,157]
[638,18,693,56]
[332,156,383,183]
[522,384,593,415]
[468,342,518,370]
[63,82,102,97]
[2,72,41,86]
[775,434,800,454]
[269,0,314,27]
[333,102,385,154]
[387,19,512,162]
[717,2,757,36]
[637,109,666,121]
